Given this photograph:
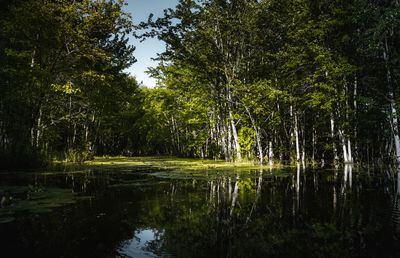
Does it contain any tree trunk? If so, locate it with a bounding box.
[330,114,339,165]
[268,140,274,166]
[230,112,241,161]
[353,74,358,162]
[339,129,349,163]
[294,108,300,163]
[312,124,316,164]
[256,126,263,165]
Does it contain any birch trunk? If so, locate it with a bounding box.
[256,127,263,165]
[230,112,241,161]
[268,140,274,166]
[290,103,300,163]
[353,74,358,161]
[347,139,353,163]
[301,122,306,167]
[330,114,339,165]
[340,129,349,163]
[344,82,353,163]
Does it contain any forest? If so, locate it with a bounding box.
[1,0,400,168]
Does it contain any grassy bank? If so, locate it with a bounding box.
[83,156,274,171]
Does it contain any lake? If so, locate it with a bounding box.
[0,163,399,257]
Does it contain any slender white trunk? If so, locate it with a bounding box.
[347,139,353,163]
[221,124,228,161]
[397,171,400,196]
[391,101,400,164]
[344,81,353,164]
[256,127,263,165]
[301,125,306,167]
[227,119,232,161]
[290,104,294,162]
[353,74,358,160]
[340,129,349,163]
[294,111,300,163]
[330,114,339,164]
[312,125,316,163]
[268,141,274,166]
[230,112,241,161]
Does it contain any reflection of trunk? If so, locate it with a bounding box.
[313,170,318,192]
[398,171,400,196]
[230,176,239,216]
[333,172,337,212]
[393,171,400,236]
[246,170,263,223]
[342,165,348,197]
[209,181,215,205]
[348,165,352,188]
[293,164,300,216]
[296,164,300,208]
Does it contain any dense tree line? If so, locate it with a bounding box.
[136,0,400,166]
[1,0,400,168]
[0,0,139,167]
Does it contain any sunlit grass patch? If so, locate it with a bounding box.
[84,156,278,172]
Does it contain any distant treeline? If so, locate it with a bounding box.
[1,0,400,168]
[137,0,400,166]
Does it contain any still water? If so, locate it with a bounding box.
[0,165,399,257]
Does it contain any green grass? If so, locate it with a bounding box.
[78,156,290,181]
[83,156,280,171]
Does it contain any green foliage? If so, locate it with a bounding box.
[0,0,136,168]
[2,0,400,166]
[238,127,256,157]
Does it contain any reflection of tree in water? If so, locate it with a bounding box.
[3,167,400,257]
[138,167,400,257]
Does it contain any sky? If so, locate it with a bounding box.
[123,0,179,88]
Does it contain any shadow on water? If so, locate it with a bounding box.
[0,165,400,257]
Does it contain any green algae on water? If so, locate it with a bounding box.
[0,186,79,224]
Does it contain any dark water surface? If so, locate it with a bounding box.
[1,165,400,257]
